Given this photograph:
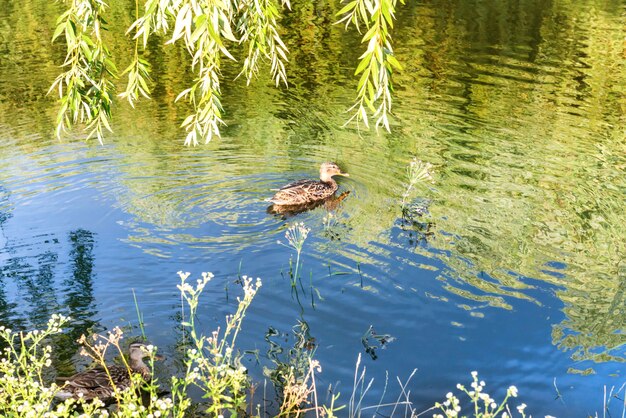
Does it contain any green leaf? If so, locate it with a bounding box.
[52,22,66,42]
[361,24,378,43]
[220,15,238,42]
[170,3,191,43]
[357,69,370,91]
[336,1,357,16]
[80,42,93,61]
[138,74,150,94]
[120,61,134,76]
[191,14,207,43]
[381,4,394,27]
[176,88,193,102]
[387,54,402,70]
[365,96,376,112]
[100,113,112,132]
[371,59,379,87]
[181,114,195,127]
[360,106,369,127]
[354,53,372,75]
[220,45,236,61]
[65,21,76,44]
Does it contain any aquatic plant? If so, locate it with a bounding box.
[346,358,555,418]
[0,314,107,417]
[0,272,580,417]
[260,319,343,417]
[278,222,311,287]
[282,222,311,254]
[400,158,434,210]
[175,270,261,416]
[432,371,525,418]
[323,212,336,231]
[347,352,416,418]
[277,358,344,417]
[0,271,262,417]
[264,320,326,415]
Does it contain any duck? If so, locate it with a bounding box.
[267,191,351,216]
[55,342,152,402]
[268,162,349,206]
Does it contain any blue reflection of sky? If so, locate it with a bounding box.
[0,153,623,417]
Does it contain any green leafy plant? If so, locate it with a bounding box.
[50,0,404,144]
[337,0,404,131]
[0,271,263,417]
[0,314,106,417]
[176,270,261,415]
[278,222,310,284]
[431,372,535,418]
[0,277,555,418]
[400,157,434,210]
[49,0,116,144]
[118,0,152,111]
[264,320,344,417]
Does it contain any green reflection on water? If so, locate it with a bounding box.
[0,0,624,366]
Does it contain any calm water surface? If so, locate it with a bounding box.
[1,0,625,415]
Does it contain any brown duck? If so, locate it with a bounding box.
[55,342,151,402]
[268,162,349,206]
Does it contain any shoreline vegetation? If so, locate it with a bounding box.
[0,271,535,418]
[0,168,623,416]
[1,224,624,417]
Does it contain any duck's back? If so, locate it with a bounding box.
[56,365,134,401]
[269,179,337,205]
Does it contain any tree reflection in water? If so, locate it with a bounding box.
[0,220,99,367]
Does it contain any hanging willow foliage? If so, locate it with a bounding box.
[49,0,117,144]
[50,0,401,145]
[337,0,404,131]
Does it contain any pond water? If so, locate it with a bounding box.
[1,0,625,415]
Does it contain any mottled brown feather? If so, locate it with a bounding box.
[55,343,151,402]
[268,162,348,206]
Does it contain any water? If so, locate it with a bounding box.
[1,0,625,415]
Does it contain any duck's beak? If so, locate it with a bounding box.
[339,171,349,177]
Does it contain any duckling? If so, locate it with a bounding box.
[55,342,152,402]
[268,162,349,206]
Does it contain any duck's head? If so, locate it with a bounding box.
[320,162,349,182]
[129,342,151,364]
[128,342,162,377]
